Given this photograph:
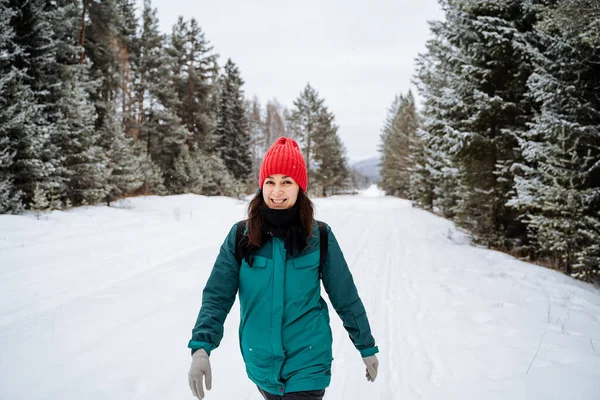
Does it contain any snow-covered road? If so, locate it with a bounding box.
[1,188,599,399]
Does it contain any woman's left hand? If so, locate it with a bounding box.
[362,354,379,382]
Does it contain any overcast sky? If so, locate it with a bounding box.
[146,0,445,162]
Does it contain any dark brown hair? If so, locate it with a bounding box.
[246,189,315,248]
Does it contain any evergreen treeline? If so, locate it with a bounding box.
[0,0,351,215]
[380,0,600,284]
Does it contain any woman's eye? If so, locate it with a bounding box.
[265,181,274,185]
[284,181,292,185]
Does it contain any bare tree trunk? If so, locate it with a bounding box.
[138,74,144,124]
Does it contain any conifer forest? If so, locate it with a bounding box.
[1,0,599,283]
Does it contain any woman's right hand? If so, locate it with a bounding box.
[188,348,212,399]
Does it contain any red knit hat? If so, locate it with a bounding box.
[259,137,308,192]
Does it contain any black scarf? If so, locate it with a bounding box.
[240,202,307,265]
[261,203,307,257]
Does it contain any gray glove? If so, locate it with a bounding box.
[363,354,379,382]
[188,349,212,399]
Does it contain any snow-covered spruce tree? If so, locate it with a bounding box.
[55,66,109,206]
[215,59,252,181]
[136,13,196,195]
[420,0,535,249]
[197,151,238,196]
[115,0,139,135]
[0,135,20,214]
[379,95,401,196]
[5,0,71,208]
[160,16,231,194]
[135,0,162,132]
[98,104,144,205]
[84,0,122,127]
[134,140,167,196]
[413,18,460,216]
[510,0,600,282]
[401,91,421,199]
[311,108,349,196]
[171,147,204,195]
[30,183,50,218]
[144,107,193,194]
[133,0,175,194]
[0,0,23,213]
[48,0,115,209]
[168,17,219,153]
[406,126,428,204]
[287,84,325,188]
[378,92,418,198]
[288,84,349,196]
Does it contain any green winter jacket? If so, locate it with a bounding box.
[188,220,378,395]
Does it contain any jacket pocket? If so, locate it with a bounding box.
[241,343,275,386]
[242,255,268,268]
[292,251,320,269]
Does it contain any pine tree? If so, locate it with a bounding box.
[415,0,534,248]
[312,111,349,196]
[288,84,348,196]
[215,59,252,181]
[399,92,419,194]
[288,84,325,184]
[56,66,109,206]
[0,0,23,213]
[135,0,165,129]
[133,0,175,195]
[414,15,463,216]
[406,126,429,204]
[168,17,219,153]
[50,0,105,208]
[30,183,50,218]
[379,95,400,196]
[0,136,20,214]
[144,107,193,194]
[197,152,238,196]
[379,92,419,198]
[170,146,204,194]
[510,0,600,281]
[6,0,65,207]
[99,104,144,205]
[135,140,167,195]
[116,0,139,134]
[156,16,223,194]
[84,0,121,127]
[133,7,208,195]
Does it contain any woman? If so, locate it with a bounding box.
[188,137,379,399]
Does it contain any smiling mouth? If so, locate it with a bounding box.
[271,198,287,204]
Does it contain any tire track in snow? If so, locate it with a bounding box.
[351,199,445,400]
[392,205,446,399]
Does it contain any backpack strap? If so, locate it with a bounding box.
[317,220,328,279]
[234,219,247,265]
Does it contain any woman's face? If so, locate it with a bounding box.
[262,174,300,209]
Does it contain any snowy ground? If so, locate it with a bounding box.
[1,186,600,400]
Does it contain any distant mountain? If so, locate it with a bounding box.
[351,157,381,183]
